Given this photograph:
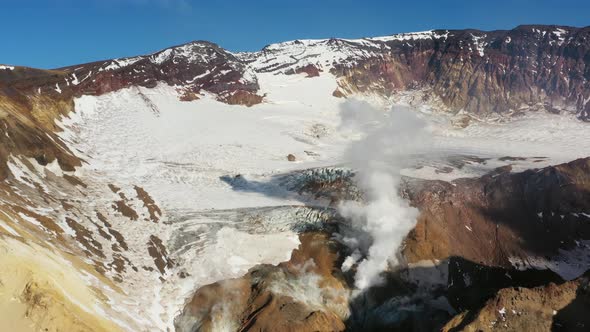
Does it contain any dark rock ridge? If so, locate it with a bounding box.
[443,274,590,332]
[5,41,261,105]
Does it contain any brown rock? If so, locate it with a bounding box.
[112,200,138,221]
[294,64,322,77]
[443,277,590,332]
[147,235,174,275]
[330,26,590,118]
[451,114,471,128]
[178,89,200,102]
[402,158,590,268]
[332,88,346,98]
[175,232,348,332]
[134,186,162,223]
[221,90,264,106]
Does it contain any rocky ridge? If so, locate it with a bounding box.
[2,24,590,179]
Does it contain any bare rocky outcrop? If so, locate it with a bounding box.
[403,158,590,268]
[134,186,162,223]
[0,84,81,180]
[288,64,322,77]
[174,232,349,332]
[147,235,174,276]
[56,41,262,105]
[443,275,590,332]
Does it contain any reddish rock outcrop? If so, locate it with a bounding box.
[403,158,590,268]
[290,64,322,77]
[175,232,349,332]
[329,26,590,119]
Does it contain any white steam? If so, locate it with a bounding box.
[338,100,431,290]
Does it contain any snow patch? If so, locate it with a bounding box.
[471,34,487,57]
[509,240,590,280]
[369,30,448,42]
[151,49,173,65]
[101,57,142,72]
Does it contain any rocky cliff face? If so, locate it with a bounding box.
[243,25,590,119]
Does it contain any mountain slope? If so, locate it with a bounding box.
[2,24,589,179]
[241,25,590,118]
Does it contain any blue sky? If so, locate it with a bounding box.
[3,0,590,69]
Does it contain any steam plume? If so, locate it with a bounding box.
[338,100,431,290]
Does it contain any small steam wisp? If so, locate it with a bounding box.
[338,100,430,290]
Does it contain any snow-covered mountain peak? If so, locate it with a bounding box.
[237,30,455,75]
[240,36,385,74]
[148,40,238,65]
[366,29,450,42]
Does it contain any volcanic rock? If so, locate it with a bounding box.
[174,232,349,332]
